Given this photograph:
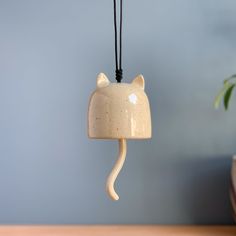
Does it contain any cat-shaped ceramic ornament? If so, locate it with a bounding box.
[88,73,152,200]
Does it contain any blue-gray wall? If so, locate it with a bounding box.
[0,0,236,224]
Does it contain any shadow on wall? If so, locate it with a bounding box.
[178,155,234,224]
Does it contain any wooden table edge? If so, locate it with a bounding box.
[0,225,235,236]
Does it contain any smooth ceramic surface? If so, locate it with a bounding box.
[88,73,152,200]
[88,73,152,139]
[106,138,127,201]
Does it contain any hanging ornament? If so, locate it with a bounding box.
[88,0,152,201]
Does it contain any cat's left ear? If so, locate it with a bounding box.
[132,75,145,90]
[97,73,110,88]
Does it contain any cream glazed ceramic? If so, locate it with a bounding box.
[88,73,152,200]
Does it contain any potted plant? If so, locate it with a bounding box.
[214,74,236,221]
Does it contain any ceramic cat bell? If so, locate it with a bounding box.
[88,0,152,200]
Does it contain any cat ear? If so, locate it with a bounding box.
[132,74,145,90]
[97,73,110,88]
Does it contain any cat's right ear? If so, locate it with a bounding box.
[132,74,145,90]
[97,73,110,88]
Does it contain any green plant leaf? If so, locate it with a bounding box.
[224,74,236,84]
[224,84,235,110]
[214,82,232,109]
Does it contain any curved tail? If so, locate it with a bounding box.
[106,138,127,200]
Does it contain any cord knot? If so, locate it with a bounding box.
[116,69,123,83]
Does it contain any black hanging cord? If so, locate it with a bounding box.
[113,0,123,83]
